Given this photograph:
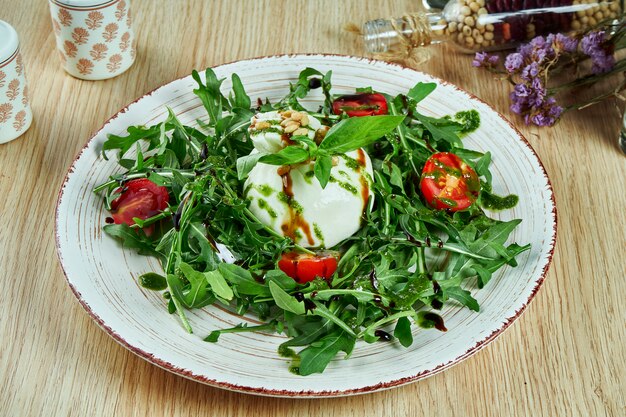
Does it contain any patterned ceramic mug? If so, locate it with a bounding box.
[0,20,33,144]
[48,0,136,80]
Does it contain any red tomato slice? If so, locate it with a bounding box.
[111,178,169,228]
[419,152,480,212]
[278,251,339,284]
[332,93,388,117]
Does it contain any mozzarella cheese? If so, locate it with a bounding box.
[244,149,374,248]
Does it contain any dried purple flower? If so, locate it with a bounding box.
[521,62,541,81]
[554,33,578,53]
[472,52,499,68]
[530,97,563,127]
[504,53,524,73]
[581,31,615,74]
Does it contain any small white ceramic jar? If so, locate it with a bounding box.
[48,0,136,80]
[0,20,33,144]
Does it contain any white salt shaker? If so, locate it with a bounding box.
[0,20,33,144]
[48,0,136,80]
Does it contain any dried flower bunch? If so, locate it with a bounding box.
[473,16,626,126]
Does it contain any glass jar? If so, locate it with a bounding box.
[362,0,624,54]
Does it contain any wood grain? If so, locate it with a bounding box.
[0,1,624,416]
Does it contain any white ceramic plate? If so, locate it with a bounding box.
[55,55,557,397]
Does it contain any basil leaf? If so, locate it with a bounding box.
[259,146,310,166]
[269,281,305,315]
[236,152,265,180]
[314,153,332,189]
[407,82,436,103]
[319,115,405,154]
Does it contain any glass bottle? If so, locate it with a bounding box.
[362,0,624,54]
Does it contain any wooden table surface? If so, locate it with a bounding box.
[1,1,624,416]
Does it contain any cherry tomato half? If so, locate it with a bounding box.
[111,178,169,228]
[278,251,339,284]
[419,152,480,212]
[332,93,388,117]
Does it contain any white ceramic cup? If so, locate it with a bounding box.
[0,20,33,144]
[48,0,136,80]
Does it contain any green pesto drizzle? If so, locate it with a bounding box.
[339,154,361,171]
[257,198,277,218]
[313,223,324,242]
[278,192,303,213]
[329,176,358,195]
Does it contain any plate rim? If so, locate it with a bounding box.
[54,53,558,397]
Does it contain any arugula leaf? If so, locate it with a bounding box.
[414,113,463,147]
[103,224,162,259]
[269,281,305,315]
[446,287,480,312]
[192,68,228,128]
[298,331,355,375]
[265,269,296,291]
[179,262,215,308]
[102,124,164,160]
[407,82,436,103]
[205,269,234,301]
[319,115,405,154]
[218,263,270,296]
[229,73,251,109]
[469,219,522,258]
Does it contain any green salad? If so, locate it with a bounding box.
[95,67,527,375]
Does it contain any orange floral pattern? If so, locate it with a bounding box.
[103,23,119,42]
[0,103,13,124]
[72,27,89,45]
[76,58,94,75]
[64,41,77,58]
[22,86,29,106]
[119,32,131,52]
[15,54,23,76]
[85,11,104,30]
[0,71,5,88]
[90,43,108,61]
[107,54,122,72]
[51,2,135,77]
[58,8,72,26]
[6,79,20,101]
[13,110,26,131]
[115,1,127,21]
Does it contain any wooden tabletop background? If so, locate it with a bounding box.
[1,1,624,416]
